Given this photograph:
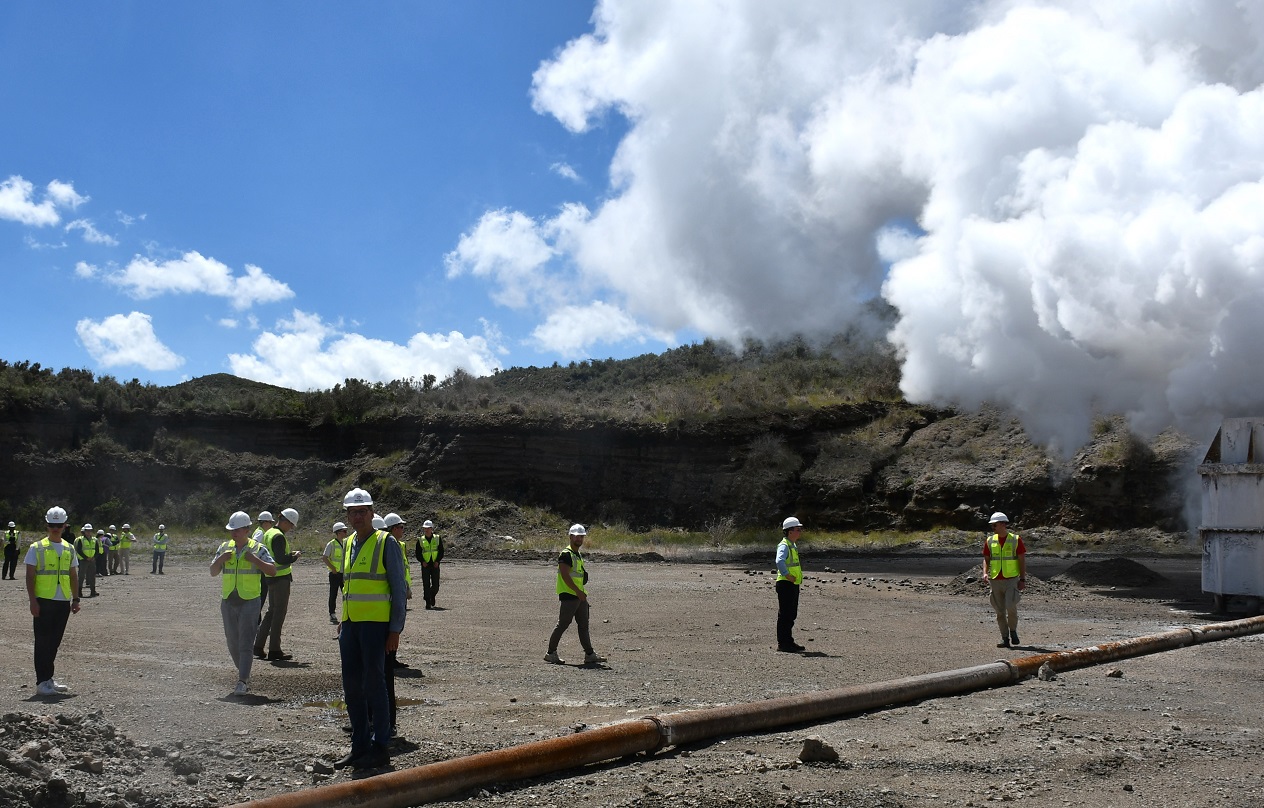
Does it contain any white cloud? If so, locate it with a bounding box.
[116,211,145,227]
[75,261,98,278]
[531,301,672,357]
[444,208,562,309]
[457,0,1264,452]
[106,251,294,310]
[76,312,184,371]
[65,219,119,246]
[219,318,239,328]
[551,162,582,182]
[0,176,85,226]
[228,309,501,391]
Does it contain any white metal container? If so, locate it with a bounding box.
[1198,418,1264,610]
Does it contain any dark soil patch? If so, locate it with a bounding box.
[1055,557,1167,588]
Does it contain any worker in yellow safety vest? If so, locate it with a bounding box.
[210,511,276,696]
[74,526,100,598]
[333,488,408,772]
[544,524,607,666]
[25,506,81,696]
[775,516,805,653]
[983,511,1027,649]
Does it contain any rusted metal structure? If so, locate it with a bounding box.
[230,614,1264,808]
[1198,417,1264,612]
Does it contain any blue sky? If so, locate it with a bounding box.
[2,2,634,388]
[4,2,1264,452]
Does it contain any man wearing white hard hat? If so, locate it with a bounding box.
[211,511,277,696]
[25,506,81,696]
[333,488,409,771]
[774,517,806,653]
[4,520,20,580]
[544,524,606,666]
[74,526,101,597]
[322,521,350,624]
[151,524,169,574]
[983,512,1027,648]
[254,507,302,662]
[414,518,444,609]
[118,523,135,574]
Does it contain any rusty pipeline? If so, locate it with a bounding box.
[232,614,1264,808]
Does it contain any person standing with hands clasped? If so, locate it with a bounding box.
[333,488,408,772]
[544,524,606,666]
[415,519,444,609]
[775,516,805,653]
[210,511,276,696]
[984,512,1027,648]
[26,506,80,696]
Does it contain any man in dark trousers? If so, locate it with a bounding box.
[26,506,80,695]
[3,521,19,580]
[415,519,444,609]
[774,516,805,652]
[254,508,301,661]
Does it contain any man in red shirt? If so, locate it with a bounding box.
[983,512,1026,648]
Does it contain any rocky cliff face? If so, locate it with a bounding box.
[0,399,1200,534]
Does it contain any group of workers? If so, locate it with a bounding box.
[18,496,1028,775]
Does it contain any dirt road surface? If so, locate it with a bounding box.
[2,549,1261,808]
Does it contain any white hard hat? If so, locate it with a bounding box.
[158,524,165,530]
[226,511,252,531]
[46,507,68,525]
[258,511,274,522]
[332,521,347,532]
[568,523,587,536]
[122,523,130,530]
[372,514,386,530]
[343,488,373,507]
[109,524,117,530]
[383,513,405,528]
[422,519,435,528]
[7,521,14,528]
[280,508,299,527]
[782,516,803,531]
[96,529,104,536]
[83,523,93,530]
[989,512,1009,524]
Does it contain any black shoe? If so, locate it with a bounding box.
[253,649,266,659]
[393,659,410,669]
[777,645,803,653]
[1010,632,1020,646]
[332,750,365,770]
[158,571,164,574]
[351,745,390,770]
[90,592,98,597]
[267,652,293,661]
[997,639,1010,648]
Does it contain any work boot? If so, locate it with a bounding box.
[1010,631,1020,646]
[997,637,1010,648]
[544,652,563,664]
[584,652,607,664]
[351,744,390,770]
[332,750,364,770]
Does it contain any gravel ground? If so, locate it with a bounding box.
[2,548,1261,808]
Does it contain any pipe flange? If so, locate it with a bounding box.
[642,715,672,753]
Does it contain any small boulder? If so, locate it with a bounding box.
[799,735,839,763]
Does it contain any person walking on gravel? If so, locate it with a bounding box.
[26,506,80,696]
[253,508,302,662]
[210,511,276,696]
[544,524,606,666]
[983,511,1027,648]
[775,516,806,652]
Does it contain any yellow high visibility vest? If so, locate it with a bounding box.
[262,527,293,577]
[31,538,74,599]
[775,539,801,584]
[419,534,440,563]
[325,538,345,573]
[218,539,266,600]
[342,531,391,622]
[555,547,586,596]
[987,534,1021,579]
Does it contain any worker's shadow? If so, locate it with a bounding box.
[26,693,76,703]
[220,693,282,705]
[267,660,311,669]
[394,668,425,679]
[349,764,396,779]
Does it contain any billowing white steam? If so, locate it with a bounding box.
[468,1,1264,452]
